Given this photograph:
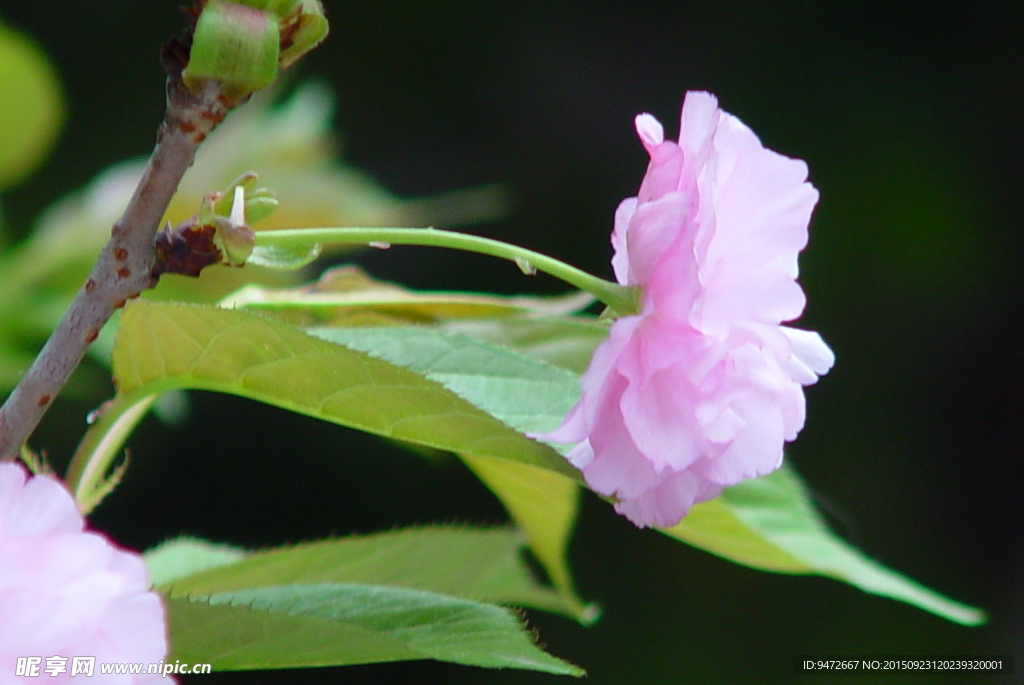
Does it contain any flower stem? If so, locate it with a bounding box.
[255,227,638,315]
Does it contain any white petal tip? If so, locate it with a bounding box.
[783,327,836,377]
[635,113,664,146]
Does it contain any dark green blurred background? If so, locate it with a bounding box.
[2,1,1022,682]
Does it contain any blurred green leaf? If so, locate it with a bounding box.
[0,21,68,388]
[664,465,985,625]
[0,19,63,189]
[2,81,506,322]
[166,586,581,674]
[168,82,507,234]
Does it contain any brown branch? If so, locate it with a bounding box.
[0,54,243,462]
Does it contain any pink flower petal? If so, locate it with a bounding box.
[538,91,833,528]
[0,464,171,681]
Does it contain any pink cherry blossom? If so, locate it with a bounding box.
[0,463,170,683]
[542,91,834,528]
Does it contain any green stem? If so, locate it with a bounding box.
[254,227,638,316]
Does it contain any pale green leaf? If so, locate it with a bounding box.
[145,537,247,588]
[221,265,594,321]
[663,465,985,625]
[666,498,807,574]
[167,585,582,675]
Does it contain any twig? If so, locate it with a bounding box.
[0,50,243,462]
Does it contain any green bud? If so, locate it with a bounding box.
[212,172,279,224]
[211,171,258,217]
[182,0,280,97]
[218,223,256,266]
[198,176,276,266]
[217,186,257,266]
[242,188,279,224]
[279,0,329,69]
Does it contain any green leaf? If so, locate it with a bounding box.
[111,301,573,476]
[108,303,981,627]
[156,527,583,674]
[166,594,415,668]
[460,455,597,624]
[0,20,63,188]
[307,325,582,437]
[666,496,807,574]
[440,316,606,374]
[157,526,579,620]
[166,585,582,675]
[663,465,985,625]
[304,325,596,620]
